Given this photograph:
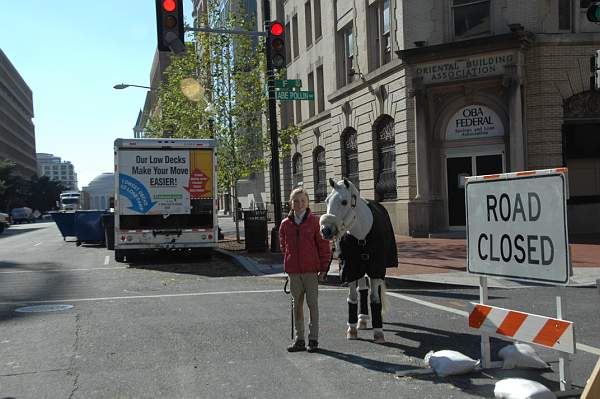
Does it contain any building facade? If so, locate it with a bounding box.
[0,49,37,178]
[36,153,78,191]
[260,0,600,237]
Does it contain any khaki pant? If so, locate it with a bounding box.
[289,273,319,342]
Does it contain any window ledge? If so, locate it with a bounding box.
[328,58,403,103]
[300,110,332,129]
[306,43,313,51]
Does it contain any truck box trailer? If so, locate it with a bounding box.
[113,138,218,262]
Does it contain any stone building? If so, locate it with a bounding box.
[259,0,600,237]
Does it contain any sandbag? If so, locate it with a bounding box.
[499,343,548,370]
[494,378,556,399]
[425,350,479,377]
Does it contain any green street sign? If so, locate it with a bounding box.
[276,90,315,101]
[275,79,302,89]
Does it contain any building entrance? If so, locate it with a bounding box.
[446,153,503,226]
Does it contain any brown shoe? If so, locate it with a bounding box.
[287,340,306,352]
[307,340,319,352]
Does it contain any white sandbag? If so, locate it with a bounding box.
[498,343,549,370]
[425,350,479,377]
[494,378,556,399]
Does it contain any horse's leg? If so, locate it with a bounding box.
[357,276,370,330]
[346,280,359,340]
[370,278,385,343]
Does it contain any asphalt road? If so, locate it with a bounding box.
[0,222,598,398]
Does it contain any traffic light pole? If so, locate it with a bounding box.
[263,0,283,252]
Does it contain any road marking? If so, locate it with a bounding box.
[104,256,110,265]
[0,267,126,274]
[0,287,343,305]
[33,242,42,247]
[385,291,600,357]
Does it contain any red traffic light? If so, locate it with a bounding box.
[270,22,284,36]
[163,0,177,12]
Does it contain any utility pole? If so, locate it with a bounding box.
[263,0,283,252]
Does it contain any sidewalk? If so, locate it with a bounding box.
[217,218,600,288]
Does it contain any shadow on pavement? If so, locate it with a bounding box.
[316,348,414,374]
[390,289,507,301]
[0,226,48,238]
[125,250,251,277]
[0,261,71,323]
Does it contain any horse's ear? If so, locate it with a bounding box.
[329,178,336,188]
[343,178,350,189]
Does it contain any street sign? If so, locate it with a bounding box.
[275,90,314,101]
[275,79,302,89]
[465,168,570,284]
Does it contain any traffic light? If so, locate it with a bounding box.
[267,21,286,69]
[587,2,600,23]
[155,0,185,53]
[590,50,600,91]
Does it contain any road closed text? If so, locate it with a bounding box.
[477,192,554,265]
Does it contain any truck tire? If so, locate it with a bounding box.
[115,250,125,263]
[0,225,4,234]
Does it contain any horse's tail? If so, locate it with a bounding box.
[380,281,389,315]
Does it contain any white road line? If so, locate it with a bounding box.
[104,256,110,265]
[0,287,343,305]
[0,267,126,274]
[385,291,600,357]
[33,242,42,247]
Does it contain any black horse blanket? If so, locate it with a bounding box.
[338,200,398,283]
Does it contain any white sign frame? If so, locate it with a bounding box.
[465,169,571,285]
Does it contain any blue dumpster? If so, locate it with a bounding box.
[50,211,77,240]
[74,210,106,246]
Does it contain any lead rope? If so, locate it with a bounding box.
[284,277,294,340]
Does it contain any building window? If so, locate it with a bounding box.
[285,22,292,65]
[563,123,600,200]
[314,0,322,40]
[314,146,327,202]
[292,153,303,187]
[337,23,354,88]
[373,116,396,201]
[292,14,300,59]
[305,1,313,48]
[341,128,359,190]
[316,65,324,113]
[308,71,315,117]
[452,0,490,39]
[368,0,391,71]
[559,0,572,30]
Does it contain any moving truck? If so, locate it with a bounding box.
[113,138,218,262]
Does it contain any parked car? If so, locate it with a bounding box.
[10,207,34,224]
[0,212,9,233]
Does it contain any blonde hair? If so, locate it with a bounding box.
[289,187,309,203]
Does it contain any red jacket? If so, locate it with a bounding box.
[279,209,331,274]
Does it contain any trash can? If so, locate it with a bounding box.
[50,211,77,240]
[243,209,268,252]
[74,210,106,246]
[102,213,115,250]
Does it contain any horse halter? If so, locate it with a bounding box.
[335,192,358,239]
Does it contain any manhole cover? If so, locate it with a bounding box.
[15,304,74,313]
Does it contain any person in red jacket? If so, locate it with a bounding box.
[280,187,331,353]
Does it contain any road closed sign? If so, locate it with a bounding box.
[466,169,571,284]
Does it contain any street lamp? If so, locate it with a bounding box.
[113,83,155,90]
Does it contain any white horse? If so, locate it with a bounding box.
[319,178,398,344]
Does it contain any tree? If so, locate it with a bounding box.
[27,176,65,213]
[0,160,29,212]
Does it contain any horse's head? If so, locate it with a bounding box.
[319,178,360,241]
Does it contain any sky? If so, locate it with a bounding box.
[0,1,194,190]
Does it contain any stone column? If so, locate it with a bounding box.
[505,64,525,172]
[408,77,432,237]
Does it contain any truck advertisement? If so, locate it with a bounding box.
[118,149,213,215]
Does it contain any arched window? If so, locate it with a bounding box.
[341,128,359,189]
[292,153,303,188]
[373,115,396,201]
[313,146,327,202]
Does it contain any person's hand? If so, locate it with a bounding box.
[318,271,327,282]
